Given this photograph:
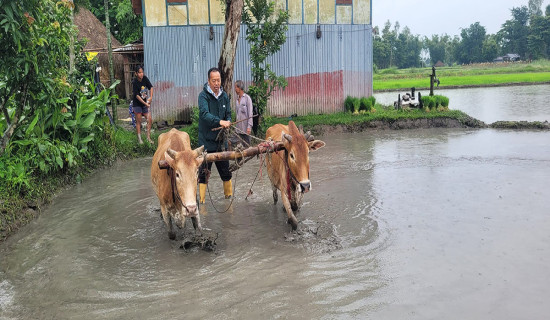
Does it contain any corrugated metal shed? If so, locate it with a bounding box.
[144,24,372,122]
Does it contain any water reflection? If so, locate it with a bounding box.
[1,129,550,319]
[374,84,550,123]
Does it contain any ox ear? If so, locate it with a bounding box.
[308,140,326,151]
[193,145,204,157]
[164,151,175,167]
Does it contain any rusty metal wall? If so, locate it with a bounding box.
[144,24,372,122]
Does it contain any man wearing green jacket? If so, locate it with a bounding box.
[198,67,233,203]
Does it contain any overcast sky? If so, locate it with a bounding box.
[372,0,550,37]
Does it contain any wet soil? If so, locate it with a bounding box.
[310,116,487,136]
[283,219,342,254]
[490,120,550,129]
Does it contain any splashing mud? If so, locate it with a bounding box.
[148,205,218,252]
[284,219,342,254]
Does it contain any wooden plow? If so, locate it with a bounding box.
[157,141,285,170]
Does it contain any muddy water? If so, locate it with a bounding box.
[2,129,550,319]
[375,84,550,123]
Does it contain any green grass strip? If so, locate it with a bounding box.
[374,72,550,90]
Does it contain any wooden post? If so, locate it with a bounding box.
[104,0,117,123]
[430,66,436,96]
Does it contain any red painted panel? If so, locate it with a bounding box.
[151,70,371,122]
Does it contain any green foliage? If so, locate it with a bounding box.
[434,95,450,107]
[242,0,289,116]
[528,14,550,60]
[344,96,355,112]
[0,1,122,198]
[187,107,200,148]
[345,96,376,113]
[420,95,449,110]
[352,98,360,113]
[1,82,117,192]
[498,6,530,59]
[421,96,435,110]
[374,61,550,90]
[457,22,487,64]
[373,21,422,69]
[1,0,76,151]
[81,0,143,44]
[359,97,369,112]
[368,96,376,110]
[373,4,550,69]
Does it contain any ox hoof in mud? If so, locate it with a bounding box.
[287,217,299,230]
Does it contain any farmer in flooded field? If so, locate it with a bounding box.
[197,67,233,203]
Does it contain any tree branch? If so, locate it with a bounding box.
[1,87,17,126]
[1,83,27,155]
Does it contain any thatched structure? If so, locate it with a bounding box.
[74,7,125,98]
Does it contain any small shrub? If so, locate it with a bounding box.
[440,96,450,107]
[344,96,354,112]
[368,96,376,110]
[429,98,436,110]
[359,97,369,112]
[432,95,450,109]
[352,97,360,114]
[421,96,434,110]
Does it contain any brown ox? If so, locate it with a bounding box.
[265,121,325,230]
[151,129,204,239]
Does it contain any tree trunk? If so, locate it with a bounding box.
[69,1,75,74]
[0,83,27,155]
[218,0,244,98]
[104,0,117,122]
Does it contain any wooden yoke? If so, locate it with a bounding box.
[158,141,285,170]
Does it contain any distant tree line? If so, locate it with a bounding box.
[374,2,550,68]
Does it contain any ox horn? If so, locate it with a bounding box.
[304,130,315,142]
[283,133,293,143]
[193,145,205,157]
[166,148,177,159]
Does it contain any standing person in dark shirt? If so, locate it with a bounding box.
[197,67,232,203]
[132,65,154,144]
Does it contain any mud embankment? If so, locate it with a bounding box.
[309,116,487,135]
[490,120,550,129]
[308,117,550,136]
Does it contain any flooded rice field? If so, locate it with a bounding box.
[375,84,550,123]
[1,128,550,319]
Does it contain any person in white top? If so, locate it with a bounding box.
[234,80,253,146]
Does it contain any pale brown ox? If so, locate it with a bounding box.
[265,121,325,230]
[151,128,204,239]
